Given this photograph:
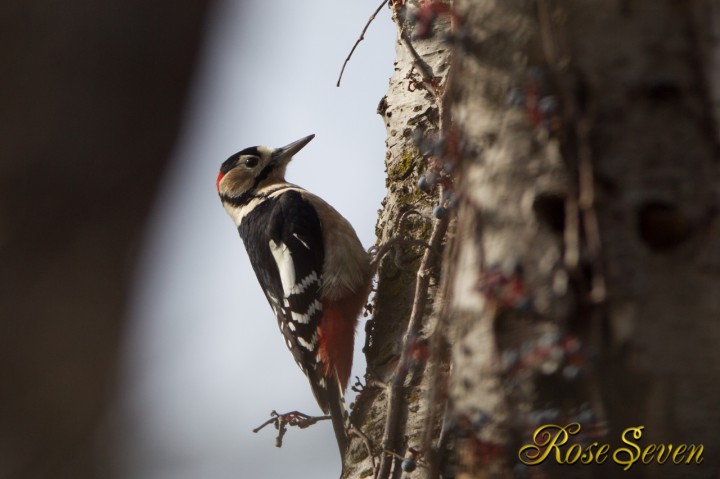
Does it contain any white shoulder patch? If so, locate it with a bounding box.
[269,239,296,298]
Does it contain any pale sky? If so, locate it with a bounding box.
[111,1,396,478]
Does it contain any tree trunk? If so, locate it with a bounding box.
[343,2,453,478]
[347,1,720,479]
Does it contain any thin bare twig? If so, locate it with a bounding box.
[337,0,389,87]
[369,237,435,271]
[377,209,450,479]
[399,28,441,97]
[253,410,330,448]
[395,208,428,231]
[349,427,378,476]
[537,0,559,68]
[536,0,606,303]
[413,23,459,470]
[419,208,459,476]
[352,374,389,394]
[576,120,606,303]
[383,447,430,469]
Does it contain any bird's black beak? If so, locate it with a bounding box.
[272,134,315,164]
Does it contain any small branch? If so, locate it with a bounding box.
[395,208,433,238]
[576,119,606,303]
[377,207,450,479]
[337,0,389,87]
[564,196,580,270]
[383,446,429,468]
[399,28,440,96]
[382,448,407,462]
[352,374,389,394]
[252,415,280,434]
[253,410,330,448]
[419,212,459,475]
[400,29,435,82]
[536,0,559,68]
[369,237,436,272]
[349,427,378,477]
[536,0,607,303]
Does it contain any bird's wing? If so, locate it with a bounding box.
[240,189,332,412]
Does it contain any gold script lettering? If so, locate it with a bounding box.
[518,423,581,466]
[685,444,703,464]
[613,426,643,471]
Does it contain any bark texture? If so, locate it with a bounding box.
[345,2,453,478]
[348,1,720,479]
[446,1,720,478]
[0,2,211,478]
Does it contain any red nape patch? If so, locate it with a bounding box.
[216,171,225,191]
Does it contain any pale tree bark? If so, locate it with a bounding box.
[345,1,454,478]
[346,1,720,479]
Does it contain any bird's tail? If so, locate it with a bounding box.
[327,379,350,464]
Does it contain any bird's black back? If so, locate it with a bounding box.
[237,189,333,412]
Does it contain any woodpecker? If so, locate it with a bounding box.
[216,134,372,461]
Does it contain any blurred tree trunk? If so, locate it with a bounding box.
[347,1,720,478]
[0,2,212,478]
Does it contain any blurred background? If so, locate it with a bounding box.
[0,1,394,478]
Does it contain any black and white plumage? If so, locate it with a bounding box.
[216,134,372,462]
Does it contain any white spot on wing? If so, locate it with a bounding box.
[289,300,322,324]
[293,233,311,249]
[291,312,310,323]
[297,334,316,351]
[290,271,319,295]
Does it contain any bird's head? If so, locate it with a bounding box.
[216,134,315,201]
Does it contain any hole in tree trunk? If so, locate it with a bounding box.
[637,201,691,252]
[533,193,566,235]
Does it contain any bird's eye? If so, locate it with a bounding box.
[244,156,259,168]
